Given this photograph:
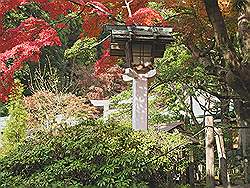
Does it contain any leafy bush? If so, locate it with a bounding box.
[64,37,97,66]
[0,120,189,187]
[1,81,27,155]
[23,91,97,135]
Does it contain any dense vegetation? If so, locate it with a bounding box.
[0,120,188,187]
[0,0,249,187]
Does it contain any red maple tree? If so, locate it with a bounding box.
[0,0,166,102]
[0,16,61,102]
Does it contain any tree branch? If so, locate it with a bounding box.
[196,84,240,100]
[124,0,133,17]
[67,0,124,23]
[68,0,83,6]
[204,0,240,69]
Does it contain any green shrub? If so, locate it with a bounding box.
[64,37,97,66]
[0,120,189,187]
[0,102,8,117]
[1,81,27,155]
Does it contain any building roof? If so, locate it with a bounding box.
[156,121,184,132]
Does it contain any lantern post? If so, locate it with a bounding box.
[105,25,173,130]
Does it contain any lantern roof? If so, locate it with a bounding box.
[104,25,174,58]
[104,25,173,42]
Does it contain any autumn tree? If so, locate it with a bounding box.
[1,0,164,101]
[158,0,250,182]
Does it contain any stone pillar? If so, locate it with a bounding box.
[132,75,148,130]
[90,100,110,119]
[123,68,156,130]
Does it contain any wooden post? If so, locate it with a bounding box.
[205,116,215,188]
[214,127,230,188]
[188,150,195,187]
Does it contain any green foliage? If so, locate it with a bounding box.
[1,81,27,155]
[0,102,8,117]
[109,89,132,124]
[147,2,164,11]
[0,120,188,187]
[109,86,181,126]
[64,37,97,65]
[151,45,214,122]
[110,89,132,110]
[56,12,84,47]
[176,184,191,188]
[156,44,193,85]
[3,3,49,28]
[149,45,192,121]
[108,45,200,125]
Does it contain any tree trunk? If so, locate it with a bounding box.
[235,100,250,183]
[206,116,215,188]
[204,0,250,101]
[236,1,250,183]
[204,1,250,182]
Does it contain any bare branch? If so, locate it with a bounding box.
[67,0,124,23]
[196,84,240,100]
[88,2,125,23]
[124,0,133,17]
[67,0,83,6]
[89,34,111,49]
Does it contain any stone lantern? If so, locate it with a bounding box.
[105,25,173,130]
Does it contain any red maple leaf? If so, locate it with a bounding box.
[0,17,61,102]
[126,8,167,26]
